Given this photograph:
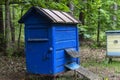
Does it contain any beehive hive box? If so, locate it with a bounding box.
[106,31,120,57]
[19,6,80,75]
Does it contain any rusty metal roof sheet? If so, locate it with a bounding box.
[19,6,80,24]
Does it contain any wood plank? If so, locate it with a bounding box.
[107,48,120,52]
[107,43,120,49]
[107,35,120,38]
[75,66,103,80]
[65,48,80,58]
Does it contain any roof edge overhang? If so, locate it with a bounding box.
[18,6,81,24]
[18,6,53,23]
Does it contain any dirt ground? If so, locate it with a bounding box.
[0,45,120,80]
[80,46,120,80]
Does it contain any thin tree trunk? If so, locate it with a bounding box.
[79,12,84,25]
[112,3,117,27]
[0,5,4,53]
[9,7,15,55]
[9,1,15,54]
[68,2,74,15]
[79,11,85,41]
[18,8,23,50]
[97,8,100,46]
[9,5,15,45]
[55,0,60,2]
[12,4,15,43]
[83,0,87,25]
[5,0,11,55]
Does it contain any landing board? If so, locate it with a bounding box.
[75,66,102,80]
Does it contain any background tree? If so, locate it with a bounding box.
[0,5,4,54]
[0,0,120,56]
[5,0,11,55]
[10,0,15,50]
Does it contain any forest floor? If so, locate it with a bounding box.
[0,42,120,80]
[81,46,120,80]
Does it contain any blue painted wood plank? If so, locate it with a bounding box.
[54,66,65,74]
[55,30,76,41]
[27,29,48,39]
[107,52,120,56]
[55,40,77,50]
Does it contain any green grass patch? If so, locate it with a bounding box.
[81,58,120,73]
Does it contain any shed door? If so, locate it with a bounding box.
[26,28,52,74]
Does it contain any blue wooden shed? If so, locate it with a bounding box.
[19,6,80,75]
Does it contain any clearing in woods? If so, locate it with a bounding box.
[0,43,120,80]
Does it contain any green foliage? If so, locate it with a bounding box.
[48,2,70,11]
[5,0,120,49]
[72,0,120,44]
[23,0,70,11]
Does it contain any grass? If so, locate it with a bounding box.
[105,59,120,73]
[81,58,120,74]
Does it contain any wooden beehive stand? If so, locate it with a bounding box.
[25,73,56,80]
[25,68,103,80]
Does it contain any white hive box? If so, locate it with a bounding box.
[106,31,120,57]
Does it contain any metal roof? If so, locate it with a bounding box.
[106,30,120,33]
[19,6,80,24]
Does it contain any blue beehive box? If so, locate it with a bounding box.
[106,31,120,57]
[19,6,80,75]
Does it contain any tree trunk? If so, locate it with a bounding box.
[67,2,74,15]
[12,4,15,43]
[18,7,23,51]
[0,5,4,53]
[55,0,60,2]
[9,4,15,51]
[97,8,100,46]
[79,11,84,25]
[5,0,11,55]
[112,3,117,27]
